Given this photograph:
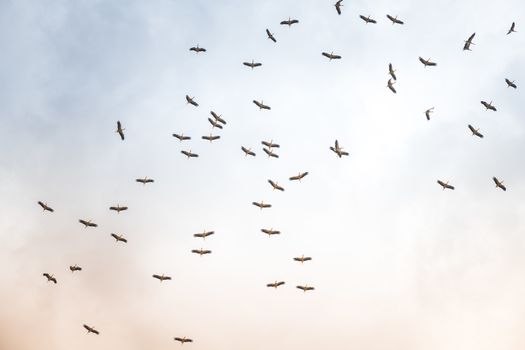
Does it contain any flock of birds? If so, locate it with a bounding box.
[36,1,519,345]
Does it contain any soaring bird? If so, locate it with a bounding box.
[185,95,198,107]
[419,57,437,67]
[243,60,262,69]
[261,140,280,148]
[425,107,434,120]
[174,337,193,344]
[79,219,97,228]
[297,285,315,292]
[83,324,99,335]
[241,146,256,157]
[109,205,128,213]
[322,52,342,60]
[359,15,377,24]
[38,201,54,212]
[266,28,276,43]
[252,201,271,209]
[189,45,206,53]
[263,147,279,158]
[116,121,125,140]
[335,0,343,15]
[261,228,280,236]
[173,133,191,141]
[493,177,506,191]
[208,117,224,129]
[136,177,154,185]
[253,100,271,110]
[481,101,497,111]
[505,78,517,89]
[293,255,312,263]
[468,124,484,138]
[387,78,396,93]
[191,248,212,256]
[437,180,455,190]
[210,111,227,125]
[43,273,57,284]
[267,281,285,288]
[386,14,404,25]
[463,32,476,51]
[69,265,82,272]
[152,274,171,282]
[388,63,397,80]
[330,140,349,158]
[194,230,215,239]
[110,233,127,243]
[280,17,299,26]
[202,134,221,142]
[268,179,285,191]
[507,22,516,35]
[289,172,309,181]
[181,150,199,158]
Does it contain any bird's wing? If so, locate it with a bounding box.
[322,52,331,58]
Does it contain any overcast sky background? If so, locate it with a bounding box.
[1,0,524,349]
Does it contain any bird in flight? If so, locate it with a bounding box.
[189,45,206,53]
[322,52,342,61]
[424,107,434,120]
[210,111,227,125]
[387,78,396,94]
[243,60,262,69]
[289,172,309,181]
[267,281,285,288]
[253,100,271,110]
[386,14,404,25]
[463,32,476,51]
[263,147,279,158]
[505,79,517,89]
[266,29,276,43]
[37,201,54,212]
[419,57,437,67]
[116,121,125,140]
[136,177,154,185]
[261,228,280,237]
[241,146,256,157]
[43,273,57,284]
[252,201,272,209]
[208,117,224,129]
[280,17,299,27]
[83,324,99,335]
[202,134,220,142]
[185,95,198,107]
[152,274,171,282]
[194,230,215,239]
[330,140,349,158]
[173,133,191,141]
[69,265,82,272]
[388,63,397,80]
[79,219,97,228]
[359,15,377,24]
[481,101,497,111]
[507,22,516,35]
[437,180,455,190]
[181,150,199,158]
[268,179,285,191]
[293,255,312,264]
[468,124,484,138]
[174,337,193,345]
[109,204,128,213]
[261,140,280,149]
[191,248,212,256]
[110,233,128,243]
[296,285,315,292]
[493,177,506,191]
[334,0,343,15]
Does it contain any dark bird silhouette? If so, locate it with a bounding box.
[173,133,191,141]
[468,124,484,138]
[243,60,262,69]
[194,230,215,239]
[437,180,455,190]
[297,285,315,292]
[174,337,193,344]
[202,134,220,142]
[185,95,198,107]
[330,140,349,158]
[43,273,57,284]
[289,172,309,181]
[152,274,171,282]
[359,15,377,24]
[253,100,271,110]
[280,17,299,26]
[386,14,404,24]
[268,179,285,191]
[481,101,497,111]
[507,22,516,35]
[181,150,199,158]
[110,233,127,243]
[267,281,285,288]
[69,265,82,272]
[425,107,434,120]
[335,0,343,15]
[83,324,99,335]
[210,111,227,125]
[266,28,276,42]
[261,140,280,148]
[387,78,396,93]
[191,248,212,256]
[505,78,517,89]
[79,219,97,228]
[493,177,506,191]
[116,121,125,140]
[294,255,312,263]
[189,45,206,53]
[261,228,280,237]
[263,147,279,158]
[109,205,128,213]
[38,201,54,212]
[463,32,475,51]
[419,57,437,67]
[208,117,223,129]
[388,63,397,80]
[322,52,342,60]
[136,177,154,185]
[252,201,271,209]
[241,146,256,157]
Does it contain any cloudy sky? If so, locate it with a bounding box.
[1,0,524,349]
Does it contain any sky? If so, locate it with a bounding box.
[0,0,524,349]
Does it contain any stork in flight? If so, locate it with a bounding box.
[110,233,127,243]
[425,107,434,120]
[266,29,276,42]
[252,201,272,209]
[253,100,271,110]
[191,248,212,256]
[208,117,224,129]
[322,52,342,61]
[70,265,82,272]
[152,274,171,282]
[481,101,497,111]
[268,179,285,191]
[507,22,516,35]
[267,281,285,288]
[43,273,57,284]
[202,134,220,142]
[261,140,280,149]
[210,111,227,125]
[463,32,475,51]
[468,124,484,138]
[263,147,279,158]
[359,15,377,24]
[109,205,128,213]
[505,79,517,89]
[243,60,262,69]
[193,230,215,239]
[296,285,315,292]
[293,255,312,264]
[185,95,198,107]
[241,146,256,157]
[174,337,193,345]
[330,140,349,158]
[289,172,309,181]
[419,57,437,67]
[136,177,154,185]
[38,201,54,212]
[388,63,397,80]
[261,228,280,237]
[386,14,404,25]
[116,121,125,140]
[493,177,506,191]
[335,0,343,15]
[173,133,191,141]
[189,45,206,53]
[83,324,99,335]
[181,150,199,158]
[79,219,97,228]
[387,78,396,94]
[280,17,299,27]
[437,180,455,190]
